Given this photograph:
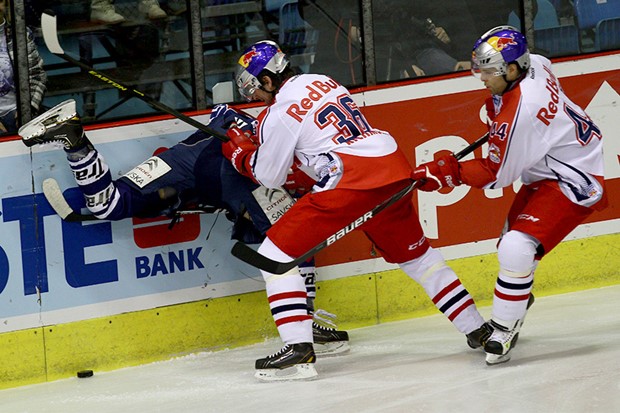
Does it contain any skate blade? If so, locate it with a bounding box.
[19,100,77,143]
[254,363,318,382]
[314,341,350,356]
[485,352,512,365]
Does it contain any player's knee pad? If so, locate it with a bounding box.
[399,246,446,284]
[257,237,300,282]
[497,230,539,277]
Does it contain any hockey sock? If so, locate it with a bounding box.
[259,238,313,343]
[68,149,120,217]
[298,257,316,314]
[491,272,533,324]
[400,247,484,334]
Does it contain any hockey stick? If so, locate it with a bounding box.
[42,178,99,222]
[231,133,490,274]
[40,12,229,142]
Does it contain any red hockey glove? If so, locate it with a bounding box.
[283,163,316,197]
[411,154,461,192]
[222,126,257,179]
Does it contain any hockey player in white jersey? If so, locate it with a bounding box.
[412,26,607,365]
[224,40,489,381]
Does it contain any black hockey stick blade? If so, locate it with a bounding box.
[231,180,416,274]
[42,178,100,222]
[230,181,416,274]
[230,242,300,275]
[40,12,229,142]
[231,132,490,273]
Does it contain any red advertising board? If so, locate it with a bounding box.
[316,69,620,267]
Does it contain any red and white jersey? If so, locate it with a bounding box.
[461,54,606,209]
[249,74,412,191]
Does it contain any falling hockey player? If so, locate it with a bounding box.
[222,40,491,381]
[412,26,607,365]
[18,99,350,357]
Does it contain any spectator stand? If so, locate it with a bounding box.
[508,0,581,57]
[573,0,620,52]
[39,0,272,120]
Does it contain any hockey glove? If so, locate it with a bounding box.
[209,104,258,136]
[222,126,257,179]
[284,163,316,197]
[411,154,461,191]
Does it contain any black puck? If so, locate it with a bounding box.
[77,370,94,378]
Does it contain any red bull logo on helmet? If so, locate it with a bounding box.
[238,42,284,69]
[487,34,518,51]
[238,48,258,68]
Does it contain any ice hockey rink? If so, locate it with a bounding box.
[1,285,618,413]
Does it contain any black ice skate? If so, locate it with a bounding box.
[19,99,85,149]
[254,343,317,381]
[313,322,350,356]
[466,322,493,349]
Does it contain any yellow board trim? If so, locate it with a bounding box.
[0,328,46,388]
[1,233,618,389]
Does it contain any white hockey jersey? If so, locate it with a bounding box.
[248,74,412,191]
[461,54,606,209]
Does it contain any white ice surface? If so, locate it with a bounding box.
[1,285,619,413]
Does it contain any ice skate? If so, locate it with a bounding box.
[484,293,536,365]
[466,322,493,349]
[483,319,523,365]
[19,100,85,150]
[255,343,317,382]
[468,293,535,350]
[313,322,350,356]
